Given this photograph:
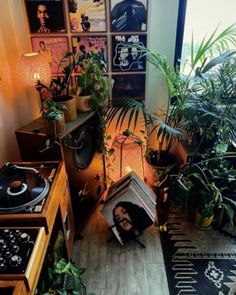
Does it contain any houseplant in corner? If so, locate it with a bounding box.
[167,152,236,230]
[106,24,236,167]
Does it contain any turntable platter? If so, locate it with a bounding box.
[0,163,50,213]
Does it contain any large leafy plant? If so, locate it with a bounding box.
[106,24,236,160]
[168,153,236,224]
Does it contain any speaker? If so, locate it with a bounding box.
[15,112,106,230]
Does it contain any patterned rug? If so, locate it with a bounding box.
[160,207,236,295]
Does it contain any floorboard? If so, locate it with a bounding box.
[72,204,169,295]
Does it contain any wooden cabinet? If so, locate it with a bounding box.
[15,112,95,162]
[59,178,75,258]
[0,280,27,295]
[15,112,106,230]
[0,162,75,295]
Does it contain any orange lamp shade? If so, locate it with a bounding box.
[18,52,51,87]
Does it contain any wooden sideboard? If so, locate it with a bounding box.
[0,161,75,295]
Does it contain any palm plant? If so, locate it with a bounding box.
[106,24,236,163]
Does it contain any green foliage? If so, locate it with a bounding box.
[42,258,93,295]
[106,24,236,158]
[168,154,236,224]
[42,99,67,121]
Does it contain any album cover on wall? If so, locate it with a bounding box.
[24,0,66,33]
[71,36,108,71]
[31,36,69,74]
[68,0,107,33]
[110,0,148,32]
[112,74,146,101]
[112,34,147,72]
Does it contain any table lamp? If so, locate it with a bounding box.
[17,52,51,105]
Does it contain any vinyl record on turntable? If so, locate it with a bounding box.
[0,163,49,214]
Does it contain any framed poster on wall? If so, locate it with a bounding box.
[110,0,148,32]
[31,36,69,74]
[112,74,146,101]
[24,0,66,33]
[112,34,147,72]
[68,0,107,33]
[71,36,108,71]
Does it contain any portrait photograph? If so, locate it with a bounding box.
[110,0,148,32]
[68,0,107,33]
[112,34,147,72]
[31,36,69,74]
[72,36,108,71]
[24,0,66,33]
[102,185,154,245]
[112,74,146,101]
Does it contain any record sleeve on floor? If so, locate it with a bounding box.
[102,171,156,245]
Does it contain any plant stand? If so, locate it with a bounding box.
[107,223,146,248]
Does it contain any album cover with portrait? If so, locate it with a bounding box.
[31,36,69,74]
[102,171,156,245]
[110,0,148,32]
[68,0,107,33]
[112,34,147,72]
[24,0,66,34]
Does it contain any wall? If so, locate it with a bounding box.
[0,0,40,165]
[0,0,179,164]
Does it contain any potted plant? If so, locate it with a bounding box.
[37,51,79,123]
[42,258,95,295]
[71,52,113,155]
[70,52,112,113]
[42,98,67,136]
[106,24,236,167]
[167,153,236,229]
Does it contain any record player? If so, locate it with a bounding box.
[0,161,75,294]
[0,161,65,233]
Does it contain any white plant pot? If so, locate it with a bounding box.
[76,95,91,112]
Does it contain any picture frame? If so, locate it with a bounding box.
[112,74,146,101]
[102,171,155,245]
[31,36,69,74]
[110,0,148,32]
[71,36,108,71]
[112,34,147,72]
[67,0,107,33]
[24,0,66,34]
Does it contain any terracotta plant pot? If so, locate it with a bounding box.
[53,95,77,122]
[195,208,214,230]
[76,95,91,112]
[44,114,65,136]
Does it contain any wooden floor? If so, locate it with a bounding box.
[72,204,169,295]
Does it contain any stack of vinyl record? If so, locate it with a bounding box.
[102,171,157,245]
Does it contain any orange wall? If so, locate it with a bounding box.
[0,1,41,165]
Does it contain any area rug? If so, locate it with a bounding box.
[159,207,236,295]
